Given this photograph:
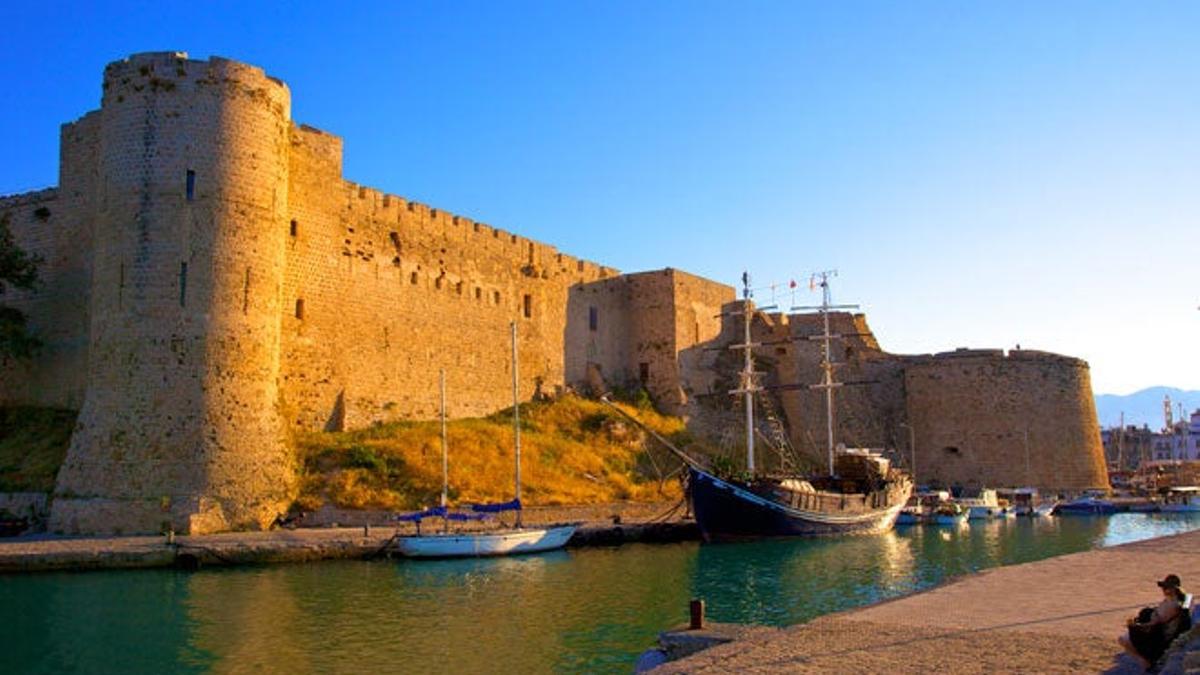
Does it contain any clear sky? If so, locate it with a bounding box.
[1,2,1197,394]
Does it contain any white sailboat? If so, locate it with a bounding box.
[393,323,579,558]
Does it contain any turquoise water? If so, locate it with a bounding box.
[3,513,1199,674]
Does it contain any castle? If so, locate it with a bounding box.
[0,53,1108,534]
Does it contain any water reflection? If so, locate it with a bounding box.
[3,513,1198,674]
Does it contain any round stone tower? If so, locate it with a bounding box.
[904,349,1110,492]
[50,53,296,534]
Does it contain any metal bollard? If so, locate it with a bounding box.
[689,599,705,630]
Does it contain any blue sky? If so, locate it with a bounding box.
[1,2,1197,394]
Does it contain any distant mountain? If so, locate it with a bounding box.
[1094,387,1200,429]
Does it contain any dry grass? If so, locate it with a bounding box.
[294,394,689,511]
[0,407,76,492]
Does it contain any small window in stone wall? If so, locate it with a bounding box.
[410,271,419,285]
[588,306,598,331]
[475,287,482,301]
[456,281,463,295]
[242,268,251,314]
[639,362,650,383]
[186,170,195,201]
[493,290,501,304]
[943,446,960,455]
[523,294,532,318]
[178,262,188,307]
[295,298,305,320]
[435,277,443,290]
[290,219,298,237]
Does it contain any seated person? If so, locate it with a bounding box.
[1118,574,1190,669]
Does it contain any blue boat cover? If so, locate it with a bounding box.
[394,506,499,522]
[394,506,448,522]
[469,499,522,513]
[445,512,491,521]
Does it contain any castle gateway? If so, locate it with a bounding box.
[0,53,1108,534]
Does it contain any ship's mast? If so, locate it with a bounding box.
[729,272,776,474]
[792,271,858,476]
[512,321,523,528]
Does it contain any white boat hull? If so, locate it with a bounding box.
[394,524,578,558]
[935,513,968,526]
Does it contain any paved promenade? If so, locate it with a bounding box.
[656,529,1200,674]
[0,501,694,572]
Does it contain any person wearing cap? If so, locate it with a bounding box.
[1118,574,1190,669]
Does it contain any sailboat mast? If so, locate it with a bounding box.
[743,278,756,474]
[793,271,856,476]
[440,368,448,509]
[511,321,522,527]
[820,277,835,476]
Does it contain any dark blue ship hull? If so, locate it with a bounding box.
[688,468,908,541]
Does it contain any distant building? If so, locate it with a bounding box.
[1150,410,1200,462]
[1101,425,1156,471]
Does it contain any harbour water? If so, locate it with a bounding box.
[4,513,1199,674]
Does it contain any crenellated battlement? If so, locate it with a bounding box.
[0,187,58,205]
[102,52,290,120]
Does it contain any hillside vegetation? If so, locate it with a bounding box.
[0,396,693,512]
[0,407,76,492]
[294,394,690,512]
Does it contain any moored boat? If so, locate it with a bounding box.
[996,487,1041,516]
[1054,495,1117,515]
[933,503,969,526]
[609,272,913,541]
[895,506,923,526]
[687,452,912,539]
[394,523,578,558]
[393,324,578,559]
[1031,501,1058,517]
[956,488,1001,520]
[1160,487,1200,513]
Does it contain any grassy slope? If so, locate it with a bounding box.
[0,396,690,511]
[295,395,689,511]
[0,407,76,492]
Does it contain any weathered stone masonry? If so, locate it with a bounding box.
[0,53,1107,534]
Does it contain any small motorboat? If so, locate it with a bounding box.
[895,505,925,526]
[1031,501,1058,517]
[1160,487,1200,513]
[996,487,1040,516]
[934,503,969,526]
[1054,495,1117,515]
[956,488,1001,520]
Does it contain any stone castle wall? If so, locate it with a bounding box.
[566,269,733,415]
[742,312,1109,491]
[0,52,731,534]
[0,52,1106,533]
[279,122,622,431]
[905,349,1109,491]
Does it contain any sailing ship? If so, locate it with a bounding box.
[392,323,579,558]
[661,271,911,540]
